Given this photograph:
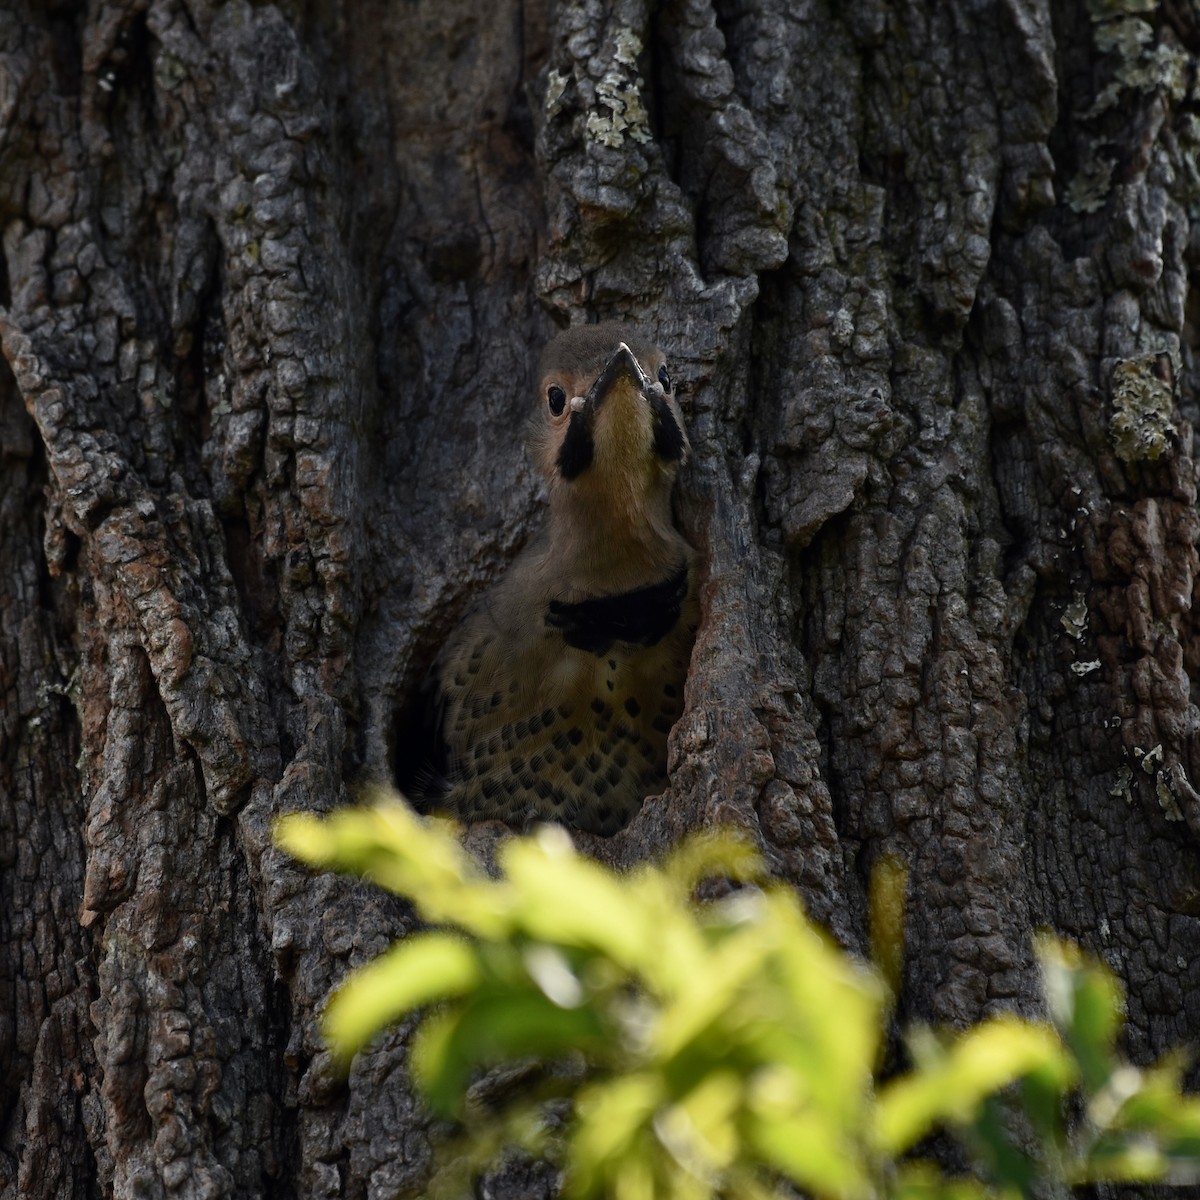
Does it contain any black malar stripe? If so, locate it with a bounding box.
[556,412,595,479]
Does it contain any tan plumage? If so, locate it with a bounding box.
[417,323,697,836]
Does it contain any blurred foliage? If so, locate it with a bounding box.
[276,795,1200,1199]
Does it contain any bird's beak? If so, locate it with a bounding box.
[582,342,651,413]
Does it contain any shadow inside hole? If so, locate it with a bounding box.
[390,660,447,812]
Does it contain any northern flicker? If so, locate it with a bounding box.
[413,323,697,836]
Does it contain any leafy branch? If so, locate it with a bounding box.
[277,794,1200,1199]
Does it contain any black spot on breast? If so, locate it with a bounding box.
[594,779,609,798]
[652,715,673,734]
[568,728,583,746]
[557,411,595,479]
[545,565,689,655]
[553,731,572,752]
[624,697,641,717]
[540,709,556,728]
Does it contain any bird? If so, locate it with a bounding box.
[411,322,698,836]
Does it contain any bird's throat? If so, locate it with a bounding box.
[546,479,684,595]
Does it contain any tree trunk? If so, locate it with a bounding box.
[3,0,1199,1195]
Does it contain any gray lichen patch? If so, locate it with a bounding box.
[1070,0,1188,209]
[1061,592,1089,640]
[1086,0,1155,15]
[1111,763,1134,802]
[1066,154,1114,214]
[585,28,652,148]
[1179,115,1200,217]
[545,69,569,118]
[1136,742,1164,774]
[1109,353,1176,463]
[1156,769,1184,821]
[1086,0,1186,93]
[1094,20,1188,111]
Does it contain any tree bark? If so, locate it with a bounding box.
[3,0,1199,1196]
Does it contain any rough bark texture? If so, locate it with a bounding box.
[3,0,1200,1196]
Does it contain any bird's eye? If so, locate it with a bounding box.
[658,365,671,391]
[547,385,567,416]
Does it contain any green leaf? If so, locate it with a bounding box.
[409,1009,467,1116]
[276,799,518,937]
[654,1070,743,1177]
[892,1162,994,1200]
[1035,933,1121,1095]
[1017,1064,1069,1149]
[756,892,882,1127]
[500,829,658,970]
[747,1100,873,1198]
[275,798,473,892]
[413,989,610,1116]
[1078,1134,1167,1184]
[651,918,773,1061]
[322,933,482,1064]
[967,1094,1039,1193]
[876,1016,1073,1154]
[1075,1057,1200,1185]
[273,811,334,865]
[569,1073,664,1198]
[657,829,766,895]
